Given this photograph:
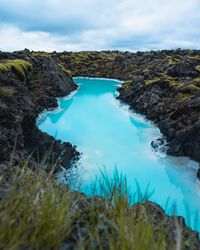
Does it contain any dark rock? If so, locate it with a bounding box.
[0,50,79,173]
[151,138,164,149]
[167,141,183,155]
[133,75,144,83]
[167,62,199,78]
[188,97,200,108]
[197,166,200,180]
[151,138,167,153]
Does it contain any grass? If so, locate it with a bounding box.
[0,59,32,81]
[0,167,74,249]
[0,166,199,249]
[86,171,165,250]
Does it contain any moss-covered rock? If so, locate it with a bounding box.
[0,87,16,97]
[0,50,79,171]
[195,65,200,71]
[0,59,32,81]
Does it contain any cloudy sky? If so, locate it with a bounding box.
[0,0,200,52]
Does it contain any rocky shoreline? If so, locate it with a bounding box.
[1,49,200,247]
[52,49,200,177]
[0,49,79,177]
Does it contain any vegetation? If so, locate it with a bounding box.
[0,59,32,80]
[59,63,73,78]
[0,167,74,249]
[144,77,161,85]
[196,65,200,72]
[144,73,179,86]
[143,73,200,96]
[0,86,16,97]
[176,93,191,100]
[0,165,198,250]
[32,51,50,58]
[167,57,178,65]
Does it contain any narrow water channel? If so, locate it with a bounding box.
[38,77,200,232]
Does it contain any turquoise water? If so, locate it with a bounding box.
[38,77,200,231]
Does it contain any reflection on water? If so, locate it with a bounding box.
[38,77,200,232]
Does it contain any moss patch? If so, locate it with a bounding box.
[193,78,200,83]
[0,87,16,97]
[59,63,72,78]
[186,84,200,91]
[176,93,191,100]
[32,51,50,58]
[195,65,200,72]
[187,55,200,60]
[0,59,32,81]
[144,78,161,85]
[166,56,180,65]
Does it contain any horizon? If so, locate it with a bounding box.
[0,0,200,52]
[1,48,200,53]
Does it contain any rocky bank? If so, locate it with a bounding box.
[0,49,200,248]
[52,50,200,177]
[0,49,79,176]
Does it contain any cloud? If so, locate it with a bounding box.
[0,0,200,51]
[0,24,114,51]
[0,24,79,51]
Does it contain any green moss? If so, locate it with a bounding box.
[187,55,200,60]
[195,65,200,71]
[32,51,50,58]
[193,77,200,82]
[100,51,117,60]
[166,56,180,65]
[59,63,72,77]
[72,52,89,60]
[122,80,132,89]
[63,69,72,77]
[144,77,161,85]
[0,59,32,80]
[186,84,200,91]
[176,93,191,100]
[159,73,183,87]
[0,87,16,97]
[168,58,176,65]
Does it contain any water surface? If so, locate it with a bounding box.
[38,77,200,231]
